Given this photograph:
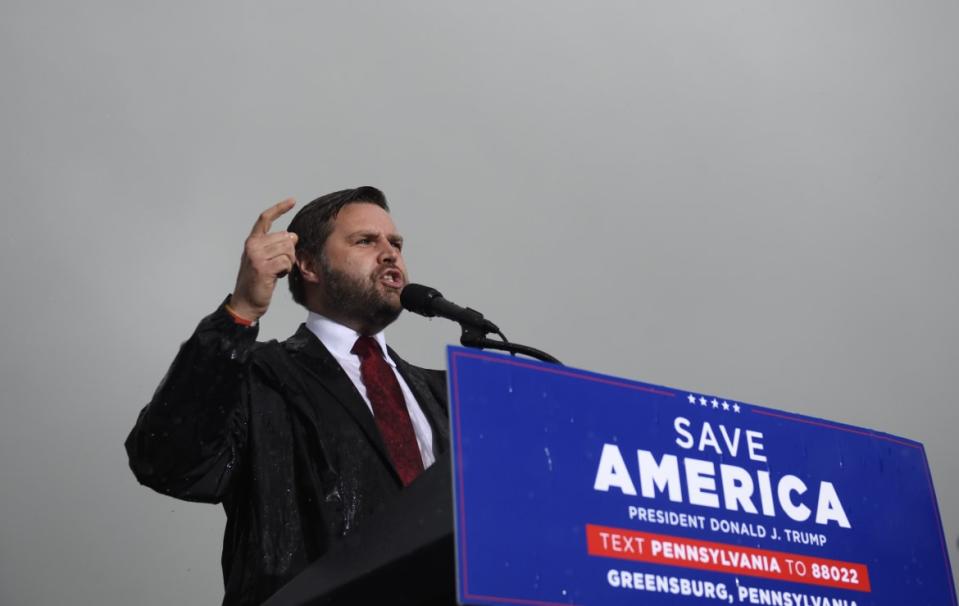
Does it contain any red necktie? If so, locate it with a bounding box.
[351,336,424,486]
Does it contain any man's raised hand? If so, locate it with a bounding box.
[228,199,298,322]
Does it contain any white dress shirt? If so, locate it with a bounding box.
[305,312,436,469]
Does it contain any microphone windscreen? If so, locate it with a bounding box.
[400,283,442,315]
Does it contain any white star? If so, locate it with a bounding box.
[711,399,719,409]
[733,403,741,413]
[688,394,697,404]
[699,397,707,406]
[722,401,730,411]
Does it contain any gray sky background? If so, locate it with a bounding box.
[1,1,956,604]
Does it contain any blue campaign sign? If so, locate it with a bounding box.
[446,346,956,606]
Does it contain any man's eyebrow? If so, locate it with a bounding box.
[345,229,404,241]
[346,229,379,238]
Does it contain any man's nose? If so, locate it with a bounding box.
[376,239,399,263]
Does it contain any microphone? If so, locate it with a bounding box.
[400,283,500,333]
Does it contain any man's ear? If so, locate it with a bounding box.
[296,254,322,285]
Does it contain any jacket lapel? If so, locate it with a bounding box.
[388,348,450,458]
[282,324,393,471]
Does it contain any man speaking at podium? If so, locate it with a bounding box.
[126,187,449,605]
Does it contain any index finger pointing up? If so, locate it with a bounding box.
[250,198,296,236]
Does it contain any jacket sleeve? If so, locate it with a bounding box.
[125,298,259,503]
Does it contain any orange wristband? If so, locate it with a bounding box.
[224,302,255,326]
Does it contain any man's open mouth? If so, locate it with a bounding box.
[378,269,404,289]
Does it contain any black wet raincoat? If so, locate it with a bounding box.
[125,300,449,605]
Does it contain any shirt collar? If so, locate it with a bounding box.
[304,312,394,367]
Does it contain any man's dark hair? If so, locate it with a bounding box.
[286,186,389,306]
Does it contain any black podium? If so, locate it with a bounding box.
[262,456,457,606]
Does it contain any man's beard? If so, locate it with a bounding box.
[320,257,402,334]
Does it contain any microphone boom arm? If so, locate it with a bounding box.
[459,324,563,365]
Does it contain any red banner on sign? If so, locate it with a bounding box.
[586,524,871,592]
